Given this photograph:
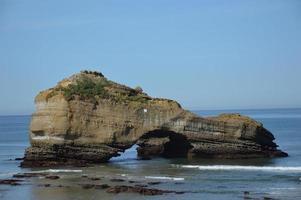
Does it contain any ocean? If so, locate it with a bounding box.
[0,108,301,200]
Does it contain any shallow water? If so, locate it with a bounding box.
[0,109,301,199]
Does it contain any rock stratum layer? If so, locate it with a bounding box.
[22,71,287,167]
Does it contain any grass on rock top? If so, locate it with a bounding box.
[46,76,150,104]
[63,77,110,101]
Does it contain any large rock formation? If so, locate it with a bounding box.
[22,71,287,167]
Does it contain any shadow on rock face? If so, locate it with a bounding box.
[136,130,193,159]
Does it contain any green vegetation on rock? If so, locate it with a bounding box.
[63,77,110,101]
[46,72,150,105]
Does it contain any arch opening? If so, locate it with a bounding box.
[136,129,193,159]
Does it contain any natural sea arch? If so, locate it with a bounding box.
[110,129,193,161]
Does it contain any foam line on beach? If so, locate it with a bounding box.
[172,165,301,172]
[145,176,184,181]
[33,169,83,173]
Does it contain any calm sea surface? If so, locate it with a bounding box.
[0,108,301,199]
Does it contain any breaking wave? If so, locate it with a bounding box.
[172,165,301,172]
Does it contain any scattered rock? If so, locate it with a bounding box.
[106,185,173,195]
[77,182,182,196]
[110,178,126,182]
[81,184,95,189]
[13,173,48,178]
[134,184,148,188]
[0,179,23,186]
[45,175,60,180]
[147,181,161,185]
[175,191,185,195]
[89,177,101,181]
[13,173,59,180]
[95,184,110,189]
[128,180,139,184]
[38,184,51,187]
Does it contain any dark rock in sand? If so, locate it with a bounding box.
[13,173,59,180]
[106,185,174,195]
[95,184,110,189]
[81,184,95,189]
[81,183,110,190]
[78,182,178,195]
[21,71,287,167]
[13,173,48,178]
[38,184,51,187]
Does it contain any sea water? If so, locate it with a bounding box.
[0,109,301,199]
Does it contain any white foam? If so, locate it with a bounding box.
[271,187,297,190]
[32,136,64,141]
[33,169,82,173]
[0,172,18,177]
[145,176,184,181]
[172,165,301,172]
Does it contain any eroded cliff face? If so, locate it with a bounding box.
[22,71,287,167]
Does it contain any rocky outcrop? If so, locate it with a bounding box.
[22,71,287,167]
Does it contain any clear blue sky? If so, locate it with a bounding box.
[1,0,301,115]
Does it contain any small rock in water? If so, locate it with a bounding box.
[175,191,185,195]
[81,184,95,189]
[147,182,161,185]
[110,178,126,182]
[39,184,51,187]
[89,177,101,181]
[128,180,139,183]
[13,173,48,178]
[134,184,148,188]
[106,185,177,196]
[45,175,60,180]
[0,179,23,186]
[95,184,110,189]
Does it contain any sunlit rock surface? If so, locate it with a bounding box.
[22,71,287,167]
